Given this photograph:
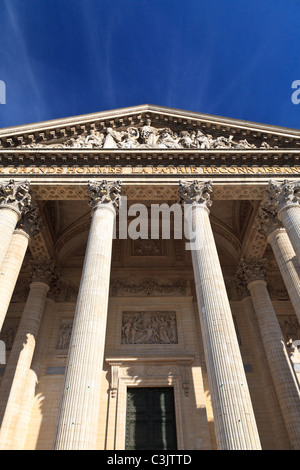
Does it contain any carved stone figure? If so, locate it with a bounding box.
[121,127,140,148]
[103,127,124,148]
[15,121,277,150]
[56,323,73,349]
[139,119,159,146]
[234,139,256,149]
[157,128,181,149]
[178,131,197,148]
[84,129,105,147]
[121,311,178,344]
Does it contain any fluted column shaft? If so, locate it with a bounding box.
[0,204,41,333]
[0,279,50,449]
[267,228,300,323]
[190,205,260,449]
[0,229,29,332]
[179,181,261,450]
[0,207,20,269]
[278,204,300,264]
[54,180,121,450]
[247,278,300,449]
[12,298,56,450]
[240,294,290,448]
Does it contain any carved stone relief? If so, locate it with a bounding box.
[19,120,275,150]
[268,284,289,300]
[56,320,73,350]
[121,311,178,345]
[132,239,163,256]
[278,315,300,347]
[111,278,187,296]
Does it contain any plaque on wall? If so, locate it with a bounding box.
[121,311,178,345]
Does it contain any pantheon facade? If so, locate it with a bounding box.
[0,104,299,450]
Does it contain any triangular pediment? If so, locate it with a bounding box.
[1,104,300,150]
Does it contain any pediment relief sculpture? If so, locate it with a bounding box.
[15,119,275,150]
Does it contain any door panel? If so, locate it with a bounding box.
[125,387,177,450]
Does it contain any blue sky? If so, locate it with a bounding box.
[1,0,300,130]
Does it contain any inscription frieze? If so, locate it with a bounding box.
[1,164,300,176]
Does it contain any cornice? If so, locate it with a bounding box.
[0,148,300,167]
[1,103,300,136]
[1,104,300,149]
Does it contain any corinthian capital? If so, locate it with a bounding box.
[29,260,58,286]
[16,201,43,238]
[236,258,267,286]
[0,179,31,216]
[267,179,300,210]
[178,180,213,207]
[256,199,282,237]
[88,180,122,212]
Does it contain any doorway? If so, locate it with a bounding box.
[125,387,177,450]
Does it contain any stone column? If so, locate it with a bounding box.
[237,258,300,450]
[54,179,121,450]
[12,297,56,450]
[0,261,57,450]
[268,180,300,264]
[179,180,261,450]
[257,201,300,324]
[0,203,42,332]
[235,278,291,449]
[0,180,31,269]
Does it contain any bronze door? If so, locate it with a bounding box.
[125,387,177,450]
